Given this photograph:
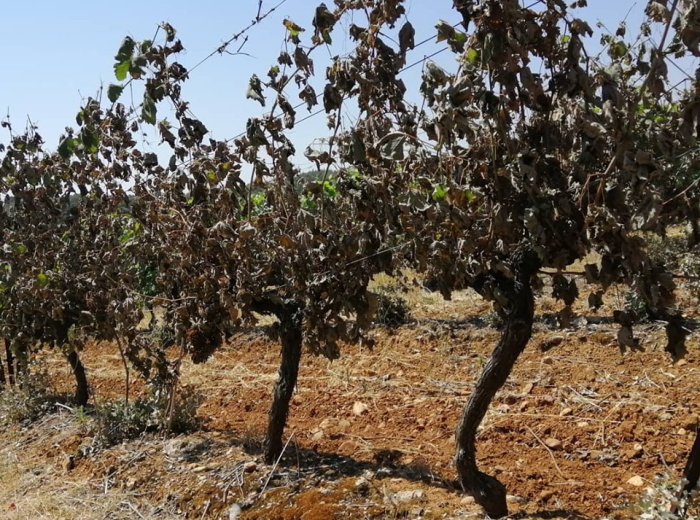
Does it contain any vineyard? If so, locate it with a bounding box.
[1,0,700,518]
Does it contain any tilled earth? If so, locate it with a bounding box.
[0,288,698,519]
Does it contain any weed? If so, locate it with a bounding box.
[0,369,57,425]
[93,383,202,446]
[624,290,652,323]
[680,254,700,303]
[374,293,412,328]
[146,323,175,349]
[646,234,689,272]
[483,310,504,329]
[632,475,699,520]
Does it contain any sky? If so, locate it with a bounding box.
[0,1,683,173]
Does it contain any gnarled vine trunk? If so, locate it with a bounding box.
[56,325,89,407]
[0,343,5,389]
[455,249,540,518]
[5,338,15,387]
[253,299,304,464]
[66,350,89,407]
[672,423,700,517]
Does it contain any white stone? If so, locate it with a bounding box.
[228,504,242,520]
[627,475,645,487]
[353,402,369,416]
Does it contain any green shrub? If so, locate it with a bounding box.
[646,233,689,271]
[93,383,202,446]
[483,310,505,329]
[632,474,699,520]
[373,293,411,328]
[0,369,56,425]
[680,253,700,304]
[146,323,175,348]
[623,290,652,323]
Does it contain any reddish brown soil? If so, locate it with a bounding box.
[1,288,699,519]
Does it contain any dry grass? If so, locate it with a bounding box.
[369,270,491,320]
[0,473,163,520]
[0,415,166,520]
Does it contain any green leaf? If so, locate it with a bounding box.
[142,95,157,125]
[322,29,332,44]
[322,180,337,198]
[107,84,124,103]
[432,184,448,201]
[114,60,131,81]
[251,191,266,207]
[58,137,78,160]
[467,48,478,65]
[36,272,49,287]
[300,194,317,211]
[81,128,99,154]
[13,244,27,254]
[283,19,305,37]
[119,229,135,244]
[113,37,136,81]
[453,31,467,45]
[611,41,628,58]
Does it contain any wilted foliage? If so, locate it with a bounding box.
[1,0,700,515]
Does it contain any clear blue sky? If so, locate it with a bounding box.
[0,1,674,170]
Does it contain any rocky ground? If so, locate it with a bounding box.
[0,284,698,519]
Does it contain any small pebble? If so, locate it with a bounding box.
[544,438,562,450]
[627,475,645,487]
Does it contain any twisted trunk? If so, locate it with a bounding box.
[0,343,5,389]
[455,249,539,518]
[254,299,304,464]
[672,424,700,517]
[66,350,89,406]
[5,338,15,387]
[56,325,89,407]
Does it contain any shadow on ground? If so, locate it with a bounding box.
[208,429,598,519]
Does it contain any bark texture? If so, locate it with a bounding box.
[672,423,700,516]
[56,325,89,407]
[66,350,89,407]
[455,248,540,518]
[253,299,304,464]
[5,338,14,387]
[0,344,5,388]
